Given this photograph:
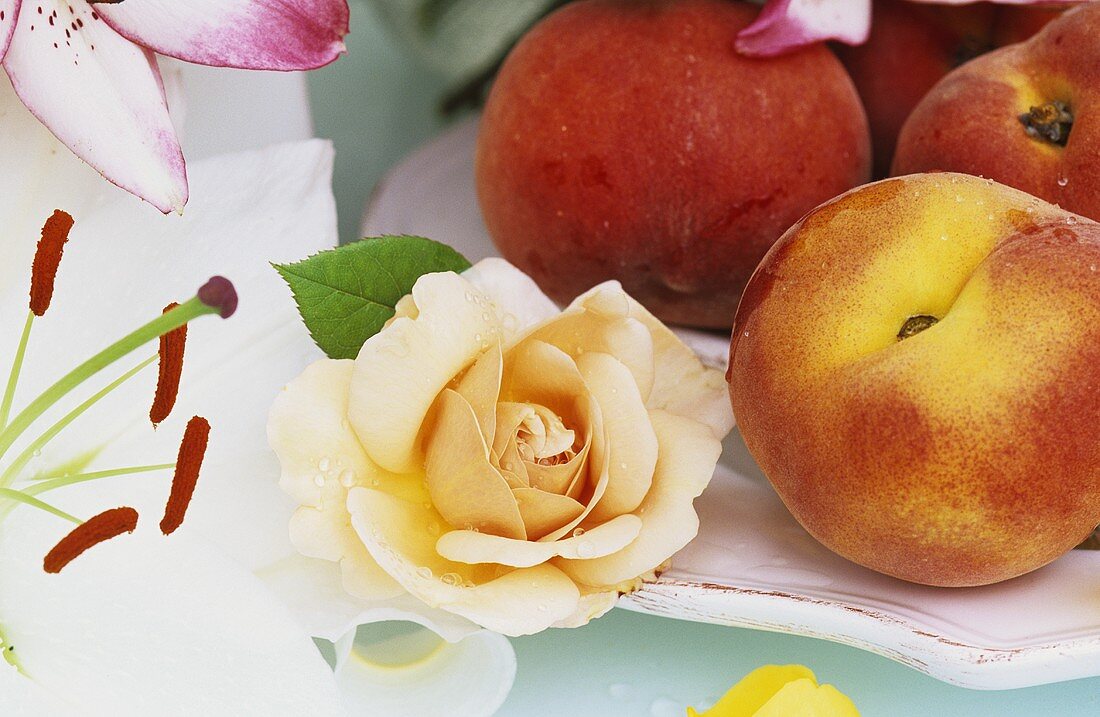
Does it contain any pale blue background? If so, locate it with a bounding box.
[305,3,1100,714]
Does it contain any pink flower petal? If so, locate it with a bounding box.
[3,1,187,213]
[736,0,871,57]
[95,0,349,71]
[0,0,19,61]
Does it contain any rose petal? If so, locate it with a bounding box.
[454,342,503,449]
[576,351,658,522]
[351,271,502,474]
[436,514,642,568]
[462,257,559,339]
[426,389,526,539]
[511,487,585,541]
[524,442,589,496]
[735,0,871,58]
[500,339,589,426]
[95,0,349,71]
[3,2,187,212]
[269,358,406,601]
[0,0,19,61]
[558,409,720,587]
[552,588,619,629]
[523,293,657,400]
[348,487,581,636]
[573,282,733,439]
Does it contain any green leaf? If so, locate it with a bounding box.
[274,235,472,360]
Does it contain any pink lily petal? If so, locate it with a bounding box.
[736,0,871,57]
[0,0,19,61]
[95,0,349,71]
[3,1,187,213]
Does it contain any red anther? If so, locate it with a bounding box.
[150,302,187,426]
[43,506,139,573]
[160,416,210,535]
[29,210,75,316]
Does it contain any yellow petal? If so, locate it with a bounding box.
[755,680,861,717]
[462,258,560,339]
[500,339,589,428]
[558,410,720,587]
[512,487,585,540]
[436,514,642,567]
[454,341,503,449]
[522,290,656,400]
[350,271,503,474]
[691,665,860,717]
[575,351,658,522]
[552,588,619,629]
[268,358,404,600]
[425,389,526,539]
[348,487,581,636]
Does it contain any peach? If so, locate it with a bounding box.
[893,4,1100,220]
[728,173,1100,587]
[835,0,996,178]
[475,0,870,328]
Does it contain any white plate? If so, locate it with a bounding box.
[362,117,1100,691]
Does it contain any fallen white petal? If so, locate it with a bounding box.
[333,624,516,717]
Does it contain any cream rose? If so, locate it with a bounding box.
[269,259,733,636]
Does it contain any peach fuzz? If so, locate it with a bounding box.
[728,173,1100,587]
[475,0,870,329]
[893,3,1100,220]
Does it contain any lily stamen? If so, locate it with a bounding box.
[29,210,74,317]
[160,416,210,535]
[43,506,139,574]
[150,302,187,426]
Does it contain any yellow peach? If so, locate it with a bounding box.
[728,173,1100,587]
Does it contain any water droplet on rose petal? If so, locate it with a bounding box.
[1067,215,1078,225]
[317,457,331,472]
[1058,177,1069,187]
[416,567,433,580]
[572,527,586,538]
[339,469,356,487]
[313,474,326,487]
[440,572,461,586]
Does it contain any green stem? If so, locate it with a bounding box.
[0,312,34,430]
[0,357,156,490]
[0,487,80,524]
[26,463,175,496]
[0,298,215,463]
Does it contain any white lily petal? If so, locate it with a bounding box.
[0,661,76,716]
[3,1,186,212]
[333,625,516,717]
[0,77,111,301]
[736,0,871,57]
[462,257,560,340]
[34,140,338,570]
[0,512,345,715]
[0,0,19,61]
[96,0,349,71]
[259,553,480,644]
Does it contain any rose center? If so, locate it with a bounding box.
[514,404,576,466]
